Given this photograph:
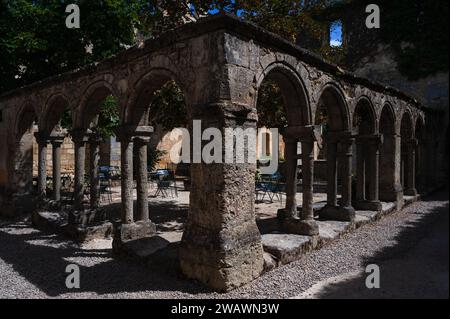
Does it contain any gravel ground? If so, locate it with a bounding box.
[0,190,448,299]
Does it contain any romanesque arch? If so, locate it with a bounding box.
[10,101,38,213]
[379,103,402,203]
[353,96,382,211]
[317,83,355,222]
[400,110,417,196]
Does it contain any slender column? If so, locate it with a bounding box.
[355,141,366,202]
[326,140,338,207]
[135,137,150,222]
[300,139,315,221]
[51,140,63,201]
[405,139,418,196]
[367,136,382,202]
[120,135,134,224]
[89,135,101,209]
[339,137,355,209]
[36,137,48,199]
[284,138,299,218]
[72,131,88,211]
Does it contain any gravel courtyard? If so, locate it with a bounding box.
[0,190,448,299]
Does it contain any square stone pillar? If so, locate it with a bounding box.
[379,134,404,209]
[404,138,418,196]
[180,113,264,292]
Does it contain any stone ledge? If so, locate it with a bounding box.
[261,197,420,268]
[31,210,113,243]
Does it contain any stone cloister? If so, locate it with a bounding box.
[0,15,431,291]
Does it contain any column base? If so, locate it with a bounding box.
[404,188,418,197]
[112,220,157,255]
[281,218,319,236]
[180,220,264,292]
[319,205,355,222]
[353,200,382,212]
[379,186,404,210]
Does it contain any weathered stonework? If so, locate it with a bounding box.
[0,14,431,291]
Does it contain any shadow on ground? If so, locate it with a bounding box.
[0,223,210,297]
[309,190,449,299]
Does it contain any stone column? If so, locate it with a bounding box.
[278,126,319,236]
[71,130,89,212]
[135,136,150,222]
[354,135,382,211]
[180,113,264,292]
[379,133,404,209]
[35,133,49,199]
[320,132,355,222]
[339,137,355,210]
[284,137,298,218]
[326,139,338,207]
[404,139,418,196]
[355,140,366,203]
[89,134,102,209]
[113,126,156,255]
[120,133,134,224]
[51,138,64,201]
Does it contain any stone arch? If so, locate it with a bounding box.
[353,96,377,135]
[74,80,118,130]
[415,115,426,192]
[316,83,350,132]
[254,62,311,126]
[400,110,415,193]
[40,93,70,134]
[124,68,187,126]
[378,103,398,202]
[10,101,38,207]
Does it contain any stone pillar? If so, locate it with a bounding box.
[320,132,355,222]
[355,141,366,202]
[89,134,102,209]
[326,139,338,207]
[120,133,134,224]
[379,134,404,209]
[284,137,298,218]
[51,138,64,201]
[71,130,89,212]
[278,126,319,236]
[35,133,49,199]
[354,135,383,211]
[404,139,418,196]
[113,126,156,255]
[135,137,150,222]
[180,113,264,292]
[339,137,355,210]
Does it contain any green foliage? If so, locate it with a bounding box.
[60,107,72,131]
[0,0,143,93]
[147,148,167,172]
[96,95,120,139]
[256,80,287,129]
[378,0,449,80]
[150,81,188,131]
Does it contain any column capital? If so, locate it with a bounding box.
[356,134,383,146]
[71,129,91,143]
[115,125,154,142]
[34,132,50,144]
[282,125,323,147]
